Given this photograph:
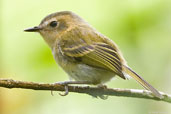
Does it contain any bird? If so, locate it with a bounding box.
[24,11,162,98]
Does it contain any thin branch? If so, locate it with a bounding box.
[0,78,170,103]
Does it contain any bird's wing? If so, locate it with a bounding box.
[63,42,163,98]
[63,42,125,79]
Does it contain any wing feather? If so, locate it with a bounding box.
[63,42,125,79]
[64,44,94,57]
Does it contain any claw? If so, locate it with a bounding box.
[51,90,54,96]
[59,85,69,96]
[99,95,108,100]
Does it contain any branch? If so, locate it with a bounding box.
[0,78,170,103]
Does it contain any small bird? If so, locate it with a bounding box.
[24,11,162,98]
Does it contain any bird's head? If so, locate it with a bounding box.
[24,11,85,48]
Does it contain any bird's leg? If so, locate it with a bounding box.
[53,81,94,96]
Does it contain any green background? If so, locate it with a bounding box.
[0,0,171,114]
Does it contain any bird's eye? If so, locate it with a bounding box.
[50,21,58,27]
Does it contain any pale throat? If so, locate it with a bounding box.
[40,32,57,49]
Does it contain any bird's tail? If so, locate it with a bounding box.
[122,65,163,99]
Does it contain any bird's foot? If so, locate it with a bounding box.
[97,84,108,89]
[53,81,93,96]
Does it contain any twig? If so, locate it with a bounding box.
[0,78,170,103]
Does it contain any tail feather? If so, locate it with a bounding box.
[122,65,163,99]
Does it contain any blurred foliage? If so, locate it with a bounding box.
[0,1,4,114]
[0,0,171,114]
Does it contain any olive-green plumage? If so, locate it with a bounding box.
[24,11,162,98]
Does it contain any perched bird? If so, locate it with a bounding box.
[24,11,162,98]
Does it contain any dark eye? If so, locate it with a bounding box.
[50,21,58,27]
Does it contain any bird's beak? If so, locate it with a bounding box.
[24,26,42,32]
